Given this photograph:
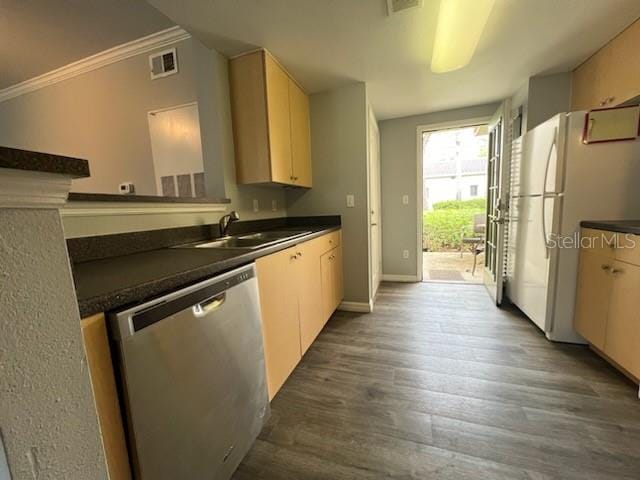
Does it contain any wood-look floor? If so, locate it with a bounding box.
[233,282,640,480]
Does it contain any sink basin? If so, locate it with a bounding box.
[175,229,312,250]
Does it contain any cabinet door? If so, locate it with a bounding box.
[332,245,344,311]
[255,247,301,400]
[321,246,344,322]
[264,54,293,184]
[81,314,132,480]
[321,250,336,322]
[571,48,611,110]
[295,240,324,355]
[605,261,640,379]
[574,251,613,350]
[601,19,640,110]
[289,79,312,187]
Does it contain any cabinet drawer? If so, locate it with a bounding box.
[580,228,617,259]
[611,232,640,266]
[316,230,341,254]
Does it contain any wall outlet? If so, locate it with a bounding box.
[346,194,355,208]
[252,199,259,213]
[402,194,409,205]
[402,249,409,259]
[271,199,277,211]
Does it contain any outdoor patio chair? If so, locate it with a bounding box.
[460,213,486,275]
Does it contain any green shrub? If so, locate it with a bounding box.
[423,198,485,251]
[432,198,486,210]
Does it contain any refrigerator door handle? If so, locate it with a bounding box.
[542,128,559,196]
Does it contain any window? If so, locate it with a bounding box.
[470,185,478,197]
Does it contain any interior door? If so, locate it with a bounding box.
[484,101,511,305]
[368,109,382,297]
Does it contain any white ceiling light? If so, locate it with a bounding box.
[431,0,496,73]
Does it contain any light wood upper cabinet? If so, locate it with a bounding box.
[572,19,640,110]
[574,250,613,350]
[604,260,640,379]
[255,246,301,400]
[229,49,312,187]
[289,79,312,187]
[264,54,293,184]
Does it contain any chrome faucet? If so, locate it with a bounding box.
[219,211,240,237]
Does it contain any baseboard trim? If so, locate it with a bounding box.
[381,274,420,282]
[337,300,373,313]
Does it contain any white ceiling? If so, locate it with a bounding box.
[0,0,174,89]
[147,0,640,120]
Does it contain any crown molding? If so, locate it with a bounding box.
[0,26,191,103]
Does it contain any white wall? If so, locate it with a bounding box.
[425,173,485,209]
[511,72,572,135]
[379,103,499,278]
[0,208,107,479]
[286,83,371,304]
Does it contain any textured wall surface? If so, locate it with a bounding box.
[0,209,107,480]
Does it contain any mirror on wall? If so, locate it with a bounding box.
[0,0,221,199]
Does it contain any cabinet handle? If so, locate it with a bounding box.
[601,264,611,271]
[611,268,623,276]
[290,255,297,260]
[296,251,302,258]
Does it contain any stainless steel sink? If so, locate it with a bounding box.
[175,230,312,250]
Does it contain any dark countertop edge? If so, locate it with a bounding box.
[77,225,340,318]
[580,220,640,235]
[68,192,232,204]
[0,146,90,178]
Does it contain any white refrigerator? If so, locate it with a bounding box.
[506,111,640,343]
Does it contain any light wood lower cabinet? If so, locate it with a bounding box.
[574,228,640,381]
[604,260,640,379]
[574,250,613,350]
[256,230,343,399]
[321,246,344,320]
[80,313,131,480]
[255,247,301,400]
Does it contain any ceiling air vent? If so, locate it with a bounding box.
[149,48,178,80]
[386,0,423,15]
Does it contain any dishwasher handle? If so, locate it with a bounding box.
[192,292,226,317]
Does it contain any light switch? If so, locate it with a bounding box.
[402,249,410,259]
[346,194,355,208]
[252,199,259,213]
[402,195,409,205]
[271,199,277,211]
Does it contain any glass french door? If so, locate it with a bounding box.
[484,101,511,305]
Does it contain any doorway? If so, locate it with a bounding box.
[421,123,489,283]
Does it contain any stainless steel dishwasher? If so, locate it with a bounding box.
[110,264,269,480]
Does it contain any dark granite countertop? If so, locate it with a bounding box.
[68,192,231,204]
[0,146,90,178]
[580,220,640,235]
[73,224,340,318]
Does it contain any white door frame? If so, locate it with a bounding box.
[367,107,382,301]
[416,116,492,281]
